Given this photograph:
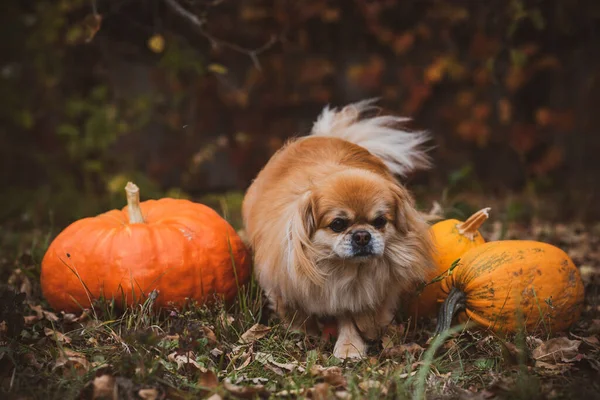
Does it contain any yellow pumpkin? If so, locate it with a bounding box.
[435,240,585,335]
[407,208,490,318]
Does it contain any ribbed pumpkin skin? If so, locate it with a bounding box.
[440,240,585,334]
[41,199,251,312]
[407,218,486,317]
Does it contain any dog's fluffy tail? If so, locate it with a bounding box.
[310,99,432,176]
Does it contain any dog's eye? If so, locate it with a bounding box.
[329,218,348,233]
[372,216,387,229]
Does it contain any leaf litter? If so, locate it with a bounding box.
[3,215,600,399]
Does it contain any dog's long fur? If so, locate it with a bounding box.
[242,100,435,358]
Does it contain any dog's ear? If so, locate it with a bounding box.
[389,183,434,240]
[389,183,418,234]
[287,192,326,286]
[388,182,437,282]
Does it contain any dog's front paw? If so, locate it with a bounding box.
[333,340,366,360]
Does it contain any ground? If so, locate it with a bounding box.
[0,192,599,400]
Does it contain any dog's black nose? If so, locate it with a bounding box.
[352,231,371,246]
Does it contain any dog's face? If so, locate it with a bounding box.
[305,170,409,262]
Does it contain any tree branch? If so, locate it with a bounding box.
[163,0,276,70]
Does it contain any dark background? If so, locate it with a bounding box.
[3,0,600,226]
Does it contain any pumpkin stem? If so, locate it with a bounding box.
[456,207,491,240]
[125,182,145,224]
[434,287,466,336]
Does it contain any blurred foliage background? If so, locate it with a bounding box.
[2,0,600,228]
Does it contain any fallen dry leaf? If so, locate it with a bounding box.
[254,352,303,373]
[44,327,71,344]
[535,360,573,375]
[247,377,269,385]
[311,382,331,400]
[43,310,59,322]
[138,388,160,400]
[532,337,581,363]
[24,315,40,325]
[92,374,116,400]
[62,310,91,324]
[206,394,223,400]
[274,388,306,397]
[29,304,59,323]
[223,378,269,398]
[238,355,252,370]
[201,326,218,345]
[382,342,424,358]
[54,349,90,373]
[210,348,224,358]
[359,380,387,395]
[168,351,203,371]
[335,390,350,399]
[62,313,78,323]
[29,304,44,319]
[526,336,544,349]
[8,268,32,298]
[239,324,271,344]
[570,333,600,349]
[198,369,219,391]
[233,347,254,371]
[310,365,347,387]
[273,359,303,372]
[263,363,284,376]
[397,371,418,379]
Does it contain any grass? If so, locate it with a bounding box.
[1,193,599,399]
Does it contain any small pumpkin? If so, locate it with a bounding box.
[435,240,585,335]
[407,208,491,318]
[41,182,251,312]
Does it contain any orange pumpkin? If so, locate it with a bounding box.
[407,208,490,318]
[41,182,251,312]
[435,240,585,335]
